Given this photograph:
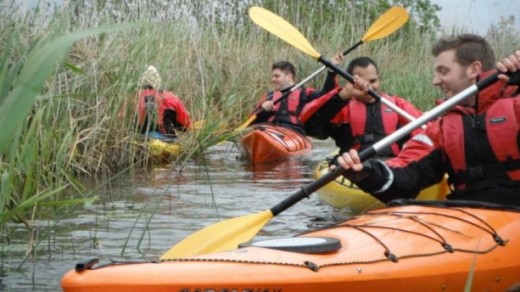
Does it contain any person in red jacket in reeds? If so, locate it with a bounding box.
[302,56,423,160]
[337,34,520,207]
[137,65,191,138]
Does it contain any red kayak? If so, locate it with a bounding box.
[239,123,312,163]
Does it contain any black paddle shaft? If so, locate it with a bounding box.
[317,56,382,102]
[270,70,520,216]
[341,40,363,57]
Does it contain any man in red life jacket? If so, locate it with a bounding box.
[138,66,191,138]
[337,34,520,207]
[250,61,338,135]
[301,56,423,159]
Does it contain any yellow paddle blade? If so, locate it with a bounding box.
[160,210,274,260]
[362,7,409,42]
[234,114,257,132]
[249,6,321,59]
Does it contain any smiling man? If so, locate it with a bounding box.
[335,34,520,207]
[432,34,496,105]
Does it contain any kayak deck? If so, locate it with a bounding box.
[239,123,312,163]
[62,202,520,291]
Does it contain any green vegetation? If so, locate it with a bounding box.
[0,2,143,228]
[0,0,519,231]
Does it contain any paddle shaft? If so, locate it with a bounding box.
[342,40,364,56]
[270,71,508,216]
[318,56,419,123]
[281,40,365,99]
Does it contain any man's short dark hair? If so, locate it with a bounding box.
[272,61,296,77]
[346,57,379,75]
[432,34,496,71]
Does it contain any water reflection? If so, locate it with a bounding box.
[0,138,344,291]
[246,158,310,184]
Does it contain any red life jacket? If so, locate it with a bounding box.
[442,98,520,190]
[138,89,191,134]
[267,89,308,127]
[337,94,415,157]
[349,97,401,156]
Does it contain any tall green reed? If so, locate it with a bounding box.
[0,1,143,227]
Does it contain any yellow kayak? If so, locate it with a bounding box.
[141,132,181,163]
[143,120,208,163]
[147,138,180,158]
[314,157,449,211]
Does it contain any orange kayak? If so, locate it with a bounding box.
[239,123,312,163]
[61,202,520,291]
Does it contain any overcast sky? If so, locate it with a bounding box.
[430,0,520,34]
[17,0,520,36]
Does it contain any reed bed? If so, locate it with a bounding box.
[0,0,519,232]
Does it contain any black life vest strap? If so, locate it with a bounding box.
[452,159,520,184]
[353,133,387,144]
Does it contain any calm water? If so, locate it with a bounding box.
[0,138,349,291]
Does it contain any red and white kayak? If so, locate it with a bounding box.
[62,201,520,292]
[238,123,312,163]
